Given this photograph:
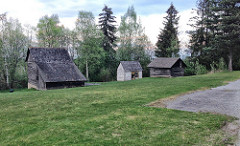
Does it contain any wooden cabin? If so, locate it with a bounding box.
[117,61,143,81]
[147,57,186,77]
[25,47,87,90]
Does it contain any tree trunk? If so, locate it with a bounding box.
[86,60,89,80]
[4,57,10,88]
[228,49,233,71]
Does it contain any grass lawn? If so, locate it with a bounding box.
[0,71,240,145]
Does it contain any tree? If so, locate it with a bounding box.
[188,0,218,69]
[117,6,151,76]
[189,0,240,71]
[99,5,117,53]
[212,0,240,71]
[0,14,28,89]
[37,14,63,48]
[98,5,118,77]
[75,11,105,81]
[155,3,180,57]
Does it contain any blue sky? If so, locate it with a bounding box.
[36,0,197,17]
[0,0,198,48]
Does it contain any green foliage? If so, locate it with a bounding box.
[184,58,196,76]
[98,68,112,82]
[117,6,151,77]
[37,14,63,48]
[217,58,227,71]
[195,61,208,75]
[189,0,240,71]
[184,58,208,75]
[76,37,106,82]
[99,5,117,52]
[155,3,180,57]
[0,14,28,89]
[75,11,109,81]
[1,72,240,145]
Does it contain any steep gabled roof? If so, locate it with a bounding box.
[120,61,142,72]
[26,47,87,82]
[147,57,185,68]
[37,62,87,82]
[25,47,71,63]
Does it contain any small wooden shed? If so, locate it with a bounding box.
[117,61,143,81]
[147,57,186,77]
[25,47,87,90]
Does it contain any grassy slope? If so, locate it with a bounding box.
[0,71,240,145]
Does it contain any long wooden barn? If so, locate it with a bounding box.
[147,57,186,77]
[25,47,87,90]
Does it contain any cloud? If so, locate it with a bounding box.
[1,0,197,51]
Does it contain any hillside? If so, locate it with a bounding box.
[0,71,240,145]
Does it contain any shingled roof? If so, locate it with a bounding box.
[26,47,87,82]
[120,61,142,72]
[147,57,185,68]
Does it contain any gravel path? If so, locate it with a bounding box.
[165,79,240,145]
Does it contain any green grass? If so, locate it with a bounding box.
[0,71,240,145]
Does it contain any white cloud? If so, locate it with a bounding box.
[0,0,197,51]
[0,0,45,26]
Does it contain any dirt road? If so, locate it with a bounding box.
[165,80,240,145]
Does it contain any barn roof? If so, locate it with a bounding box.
[120,61,142,72]
[147,57,186,68]
[26,47,87,82]
[25,47,72,63]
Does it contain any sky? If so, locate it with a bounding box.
[0,0,198,50]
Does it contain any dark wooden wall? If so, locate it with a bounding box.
[150,68,171,77]
[171,67,184,77]
[46,81,85,90]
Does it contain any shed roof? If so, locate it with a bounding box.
[120,61,142,72]
[147,57,185,68]
[26,47,87,82]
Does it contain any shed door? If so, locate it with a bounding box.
[131,72,139,80]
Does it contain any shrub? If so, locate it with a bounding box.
[195,61,208,75]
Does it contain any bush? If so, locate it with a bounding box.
[12,73,28,89]
[184,58,195,76]
[98,68,112,82]
[195,61,208,75]
[217,57,227,71]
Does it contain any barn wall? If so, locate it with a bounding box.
[27,62,38,88]
[117,64,125,81]
[125,72,132,81]
[150,68,171,77]
[38,74,46,90]
[171,67,184,77]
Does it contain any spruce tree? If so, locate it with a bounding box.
[155,3,180,57]
[188,0,219,69]
[99,5,118,78]
[99,5,117,53]
[212,0,240,71]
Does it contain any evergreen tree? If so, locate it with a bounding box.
[155,3,180,57]
[98,5,118,78]
[188,0,219,69]
[99,5,117,53]
[212,0,240,71]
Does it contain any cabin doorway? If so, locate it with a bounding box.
[131,72,139,80]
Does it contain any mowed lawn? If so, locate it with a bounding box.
[1,72,240,145]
